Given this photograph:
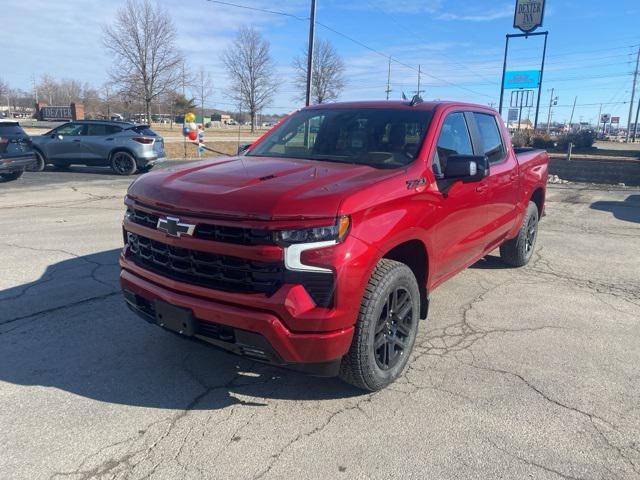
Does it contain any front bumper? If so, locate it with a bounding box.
[0,154,36,172]
[120,265,354,375]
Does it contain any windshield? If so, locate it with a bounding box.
[247,108,433,169]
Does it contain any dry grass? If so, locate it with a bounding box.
[164,141,240,160]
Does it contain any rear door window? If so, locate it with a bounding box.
[474,113,506,164]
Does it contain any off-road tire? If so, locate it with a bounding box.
[28,151,46,172]
[339,259,420,391]
[500,201,539,267]
[0,170,24,182]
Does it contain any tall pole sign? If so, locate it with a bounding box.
[513,0,545,33]
[498,0,547,130]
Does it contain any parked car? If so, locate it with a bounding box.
[119,100,549,390]
[30,120,165,175]
[0,121,36,182]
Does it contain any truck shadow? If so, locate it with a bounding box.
[590,195,640,224]
[0,249,362,411]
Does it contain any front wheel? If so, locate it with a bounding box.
[339,259,420,391]
[110,151,137,175]
[27,151,46,172]
[500,201,539,267]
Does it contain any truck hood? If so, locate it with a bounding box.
[128,156,401,220]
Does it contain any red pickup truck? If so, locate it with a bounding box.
[120,101,548,391]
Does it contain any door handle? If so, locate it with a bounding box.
[475,184,488,193]
[509,173,518,180]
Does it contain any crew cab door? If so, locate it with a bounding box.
[470,112,519,249]
[431,111,490,281]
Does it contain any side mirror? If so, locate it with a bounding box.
[444,155,488,183]
[237,143,252,155]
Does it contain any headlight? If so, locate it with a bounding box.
[277,216,350,245]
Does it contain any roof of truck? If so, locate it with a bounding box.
[305,100,497,113]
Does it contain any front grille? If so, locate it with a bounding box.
[127,207,275,245]
[126,232,283,296]
[125,231,336,307]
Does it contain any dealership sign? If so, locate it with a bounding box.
[503,70,541,89]
[513,0,545,33]
[601,114,611,124]
[39,106,73,121]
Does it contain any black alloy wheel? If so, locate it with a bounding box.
[374,287,413,370]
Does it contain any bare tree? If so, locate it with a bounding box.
[222,26,277,132]
[195,67,214,125]
[293,39,346,105]
[102,0,182,123]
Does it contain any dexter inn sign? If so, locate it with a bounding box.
[513,0,545,33]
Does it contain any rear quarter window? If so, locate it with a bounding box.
[129,126,157,136]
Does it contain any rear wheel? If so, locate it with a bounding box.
[0,170,24,182]
[110,151,137,175]
[339,259,420,391]
[500,201,539,267]
[27,151,46,172]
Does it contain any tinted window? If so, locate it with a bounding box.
[248,108,432,169]
[475,113,506,164]
[0,123,26,135]
[129,126,157,136]
[87,124,122,136]
[433,112,473,176]
[55,123,86,136]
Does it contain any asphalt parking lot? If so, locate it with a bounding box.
[1,167,639,479]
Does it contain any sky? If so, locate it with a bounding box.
[2,0,640,125]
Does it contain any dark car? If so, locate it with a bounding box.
[0,121,36,182]
[30,120,165,175]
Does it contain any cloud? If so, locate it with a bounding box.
[436,5,512,22]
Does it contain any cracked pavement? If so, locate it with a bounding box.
[1,169,639,479]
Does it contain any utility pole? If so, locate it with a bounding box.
[305,0,317,107]
[417,65,422,97]
[633,96,640,142]
[596,103,602,130]
[385,57,392,100]
[568,96,577,131]
[546,88,556,134]
[625,45,640,142]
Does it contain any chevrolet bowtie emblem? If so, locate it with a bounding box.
[157,216,196,237]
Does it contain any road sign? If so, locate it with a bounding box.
[513,0,545,33]
[504,70,541,89]
[611,116,620,124]
[510,89,535,108]
[508,108,519,122]
[601,114,611,123]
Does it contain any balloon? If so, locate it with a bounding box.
[198,131,204,139]
[188,130,197,141]
[188,122,197,131]
[182,127,190,136]
[185,112,196,123]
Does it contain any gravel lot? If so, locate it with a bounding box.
[1,167,639,480]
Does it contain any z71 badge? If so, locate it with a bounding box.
[406,177,427,189]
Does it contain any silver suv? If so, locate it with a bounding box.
[30,120,165,175]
